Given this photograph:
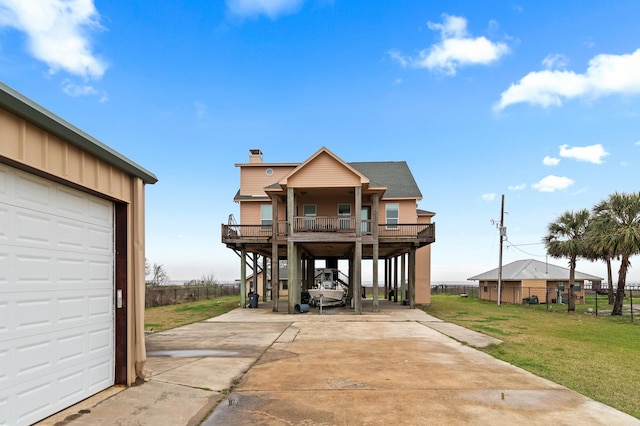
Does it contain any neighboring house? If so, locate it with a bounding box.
[468,259,603,305]
[222,147,435,314]
[0,82,157,425]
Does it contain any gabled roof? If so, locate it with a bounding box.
[0,82,158,184]
[467,259,603,281]
[348,161,422,199]
[235,147,424,200]
[278,146,369,186]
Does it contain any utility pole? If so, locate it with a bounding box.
[497,194,505,307]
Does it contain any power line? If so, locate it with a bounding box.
[505,239,546,258]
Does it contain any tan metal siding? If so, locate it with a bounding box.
[0,109,132,203]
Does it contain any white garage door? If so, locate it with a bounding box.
[0,163,115,426]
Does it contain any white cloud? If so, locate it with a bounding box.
[389,14,509,76]
[61,79,107,101]
[543,156,560,166]
[482,193,496,201]
[542,54,568,70]
[226,0,304,19]
[0,0,106,79]
[559,144,608,164]
[635,141,640,146]
[508,183,526,191]
[532,175,574,192]
[496,48,640,110]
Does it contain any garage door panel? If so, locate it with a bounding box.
[15,173,52,209]
[0,320,114,384]
[16,210,53,245]
[4,288,113,340]
[0,163,115,425]
[3,357,105,426]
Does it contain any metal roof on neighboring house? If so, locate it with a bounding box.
[467,259,603,281]
[0,82,158,184]
[349,161,423,199]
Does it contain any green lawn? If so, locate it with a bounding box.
[144,295,239,332]
[422,294,640,419]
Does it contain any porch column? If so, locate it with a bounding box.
[262,255,268,302]
[409,248,416,309]
[393,256,399,303]
[348,257,354,300]
[287,187,298,314]
[386,259,391,300]
[252,252,258,294]
[400,253,406,304]
[271,195,280,312]
[372,193,380,312]
[306,257,315,291]
[240,246,247,308]
[353,186,362,314]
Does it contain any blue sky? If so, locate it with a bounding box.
[2,0,640,283]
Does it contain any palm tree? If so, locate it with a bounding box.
[582,240,616,305]
[544,209,591,312]
[589,192,640,315]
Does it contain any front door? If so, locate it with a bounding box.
[361,206,372,234]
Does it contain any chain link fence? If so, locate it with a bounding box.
[145,283,240,308]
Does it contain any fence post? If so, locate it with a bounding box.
[630,289,634,322]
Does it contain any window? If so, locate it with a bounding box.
[303,204,316,229]
[386,203,399,230]
[338,204,351,229]
[261,204,272,230]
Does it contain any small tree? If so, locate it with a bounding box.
[149,262,170,286]
[544,209,591,312]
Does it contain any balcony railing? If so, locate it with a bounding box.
[222,220,435,243]
[292,216,357,232]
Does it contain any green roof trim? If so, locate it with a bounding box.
[0,82,158,185]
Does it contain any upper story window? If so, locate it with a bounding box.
[386,203,399,230]
[338,204,351,229]
[261,204,272,229]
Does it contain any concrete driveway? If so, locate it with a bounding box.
[39,300,638,425]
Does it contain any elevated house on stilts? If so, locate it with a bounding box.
[222,147,435,314]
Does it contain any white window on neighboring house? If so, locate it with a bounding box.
[386,203,399,230]
[261,204,272,229]
[338,204,351,229]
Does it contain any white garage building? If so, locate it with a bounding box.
[0,82,157,425]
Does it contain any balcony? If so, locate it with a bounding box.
[221,217,435,246]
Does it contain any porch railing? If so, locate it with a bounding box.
[222,221,435,242]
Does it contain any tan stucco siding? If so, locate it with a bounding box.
[521,279,546,302]
[287,153,361,188]
[240,165,293,196]
[0,109,132,202]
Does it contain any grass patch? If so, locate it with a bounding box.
[144,295,239,332]
[423,294,640,419]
